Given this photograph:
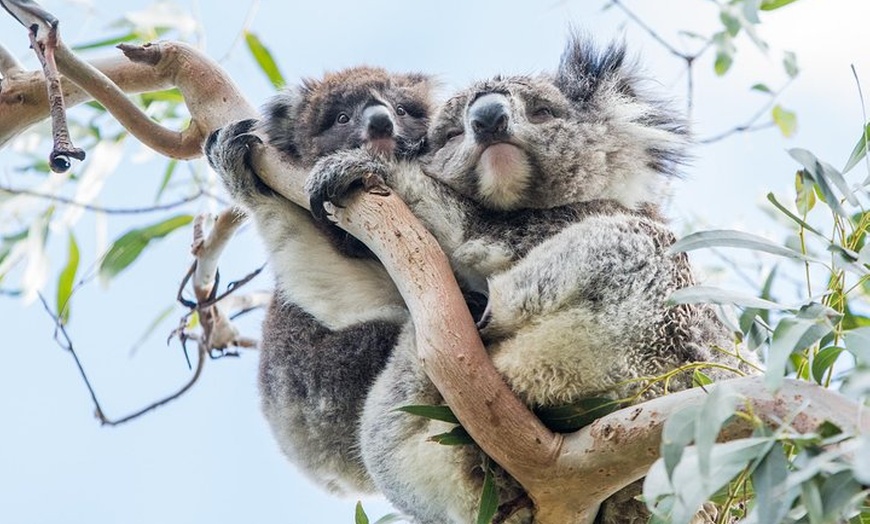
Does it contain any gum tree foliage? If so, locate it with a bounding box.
[1,0,868,522]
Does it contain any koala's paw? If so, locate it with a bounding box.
[305,150,392,224]
[205,119,272,205]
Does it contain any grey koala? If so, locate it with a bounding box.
[204,66,436,495]
[305,36,755,523]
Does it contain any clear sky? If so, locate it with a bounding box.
[1,1,869,523]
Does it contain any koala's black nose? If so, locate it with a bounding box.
[363,105,395,139]
[469,94,510,142]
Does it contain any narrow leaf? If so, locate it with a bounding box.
[782,50,800,78]
[766,192,824,237]
[355,501,370,524]
[429,426,474,446]
[72,32,138,51]
[395,405,459,425]
[795,170,816,215]
[476,460,498,524]
[56,231,80,325]
[760,0,800,10]
[790,148,857,215]
[842,122,870,174]
[695,384,739,478]
[772,105,798,138]
[661,405,700,480]
[155,158,178,203]
[767,304,840,390]
[668,285,787,310]
[811,346,844,384]
[751,83,773,94]
[843,326,870,364]
[692,370,713,388]
[99,214,193,282]
[751,441,795,524]
[244,31,285,89]
[534,397,620,432]
[670,229,820,263]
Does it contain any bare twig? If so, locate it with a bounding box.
[36,292,209,427]
[0,185,207,214]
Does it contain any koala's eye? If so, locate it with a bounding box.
[396,105,407,116]
[336,113,350,125]
[532,107,554,120]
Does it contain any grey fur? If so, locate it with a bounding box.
[204,67,435,495]
[305,35,755,523]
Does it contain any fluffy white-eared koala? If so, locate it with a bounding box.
[204,66,437,495]
[305,36,755,523]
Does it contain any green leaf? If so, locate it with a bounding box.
[355,501,369,524]
[820,471,863,522]
[760,0,800,10]
[668,285,787,310]
[783,50,800,78]
[670,229,821,263]
[695,384,739,478]
[751,83,773,94]
[534,397,620,433]
[811,346,844,384]
[751,441,796,524]
[476,459,498,524]
[395,404,459,425]
[155,159,178,203]
[661,405,700,479]
[56,231,80,325]
[767,304,840,390]
[842,122,870,174]
[790,148,858,216]
[795,170,816,215]
[766,192,824,237]
[843,326,870,364]
[244,31,285,89]
[712,32,735,77]
[692,370,713,388]
[719,9,741,37]
[818,420,843,439]
[772,105,798,138]
[99,214,193,282]
[129,304,176,356]
[429,426,474,446]
[372,514,405,524]
[72,32,139,51]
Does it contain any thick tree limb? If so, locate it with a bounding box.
[2,16,868,520]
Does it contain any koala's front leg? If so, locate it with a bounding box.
[305,149,393,224]
[205,118,283,209]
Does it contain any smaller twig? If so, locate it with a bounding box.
[37,291,209,426]
[27,21,85,172]
[850,65,870,179]
[0,185,206,214]
[611,0,694,61]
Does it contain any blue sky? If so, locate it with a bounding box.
[1,1,869,523]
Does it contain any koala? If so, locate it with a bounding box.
[204,66,436,495]
[305,36,756,523]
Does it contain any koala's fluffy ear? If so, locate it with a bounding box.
[393,73,440,111]
[555,34,633,105]
[261,85,309,160]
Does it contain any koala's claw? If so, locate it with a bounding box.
[205,119,276,204]
[305,150,391,225]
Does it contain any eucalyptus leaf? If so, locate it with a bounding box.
[843,122,870,175]
[811,346,844,385]
[476,459,498,524]
[843,327,870,364]
[99,214,193,283]
[395,405,459,425]
[751,83,773,94]
[760,0,800,10]
[671,229,820,263]
[355,501,370,524]
[56,231,80,325]
[783,50,800,78]
[752,441,795,524]
[668,285,787,310]
[429,426,474,446]
[661,405,700,479]
[772,105,798,137]
[534,397,620,433]
[244,31,285,89]
[695,384,739,478]
[767,304,840,390]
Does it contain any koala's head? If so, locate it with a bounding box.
[424,35,689,211]
[262,66,435,166]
